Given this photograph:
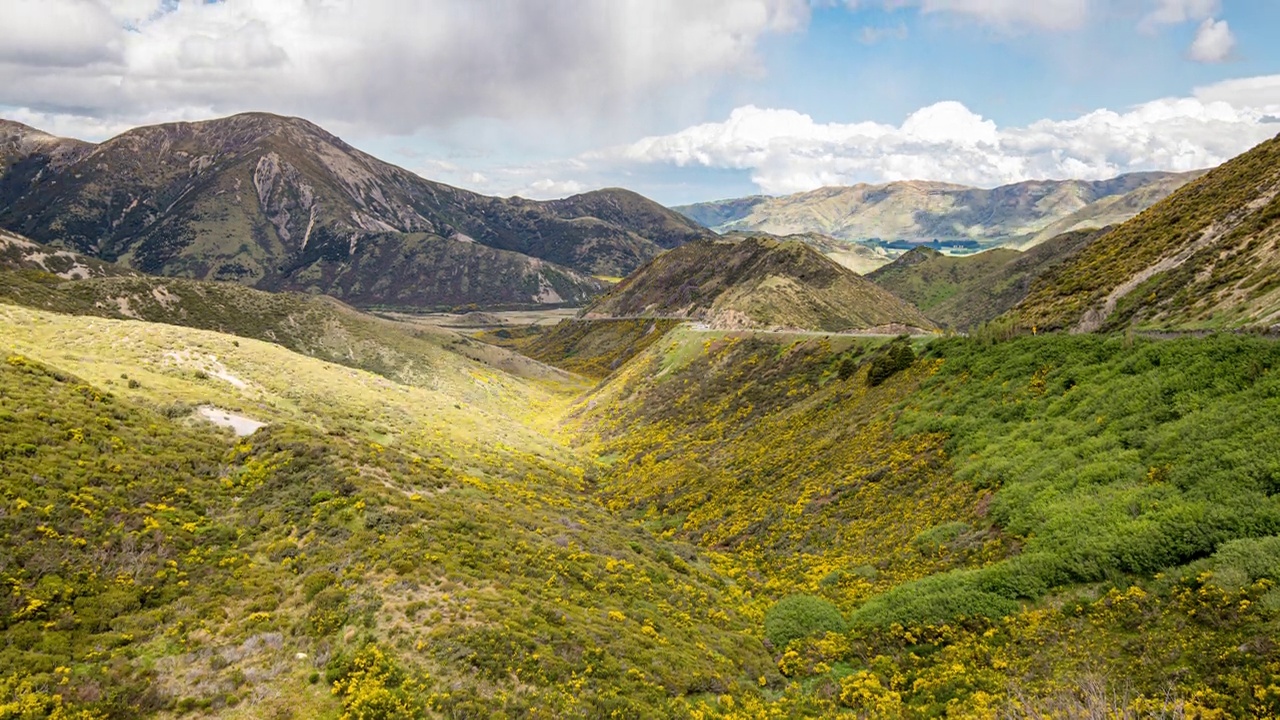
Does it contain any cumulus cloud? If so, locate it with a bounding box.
[0,0,808,135]
[595,75,1280,195]
[1188,18,1234,63]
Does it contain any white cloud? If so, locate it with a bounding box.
[1194,75,1280,108]
[1140,0,1219,30]
[523,178,587,199]
[1188,18,1234,63]
[598,75,1280,195]
[0,0,123,66]
[0,0,809,136]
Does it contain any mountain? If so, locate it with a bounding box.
[675,194,769,229]
[583,235,937,332]
[1013,133,1280,333]
[674,172,1199,248]
[0,113,709,308]
[867,228,1107,330]
[0,119,92,174]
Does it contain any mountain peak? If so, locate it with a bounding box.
[585,234,936,332]
[104,111,350,156]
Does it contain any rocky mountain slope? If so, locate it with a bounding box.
[0,113,707,308]
[1013,133,1280,333]
[0,228,134,279]
[868,228,1106,330]
[675,172,1197,248]
[583,235,936,332]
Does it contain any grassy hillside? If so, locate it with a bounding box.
[868,229,1105,330]
[671,195,769,229]
[725,231,893,275]
[0,269,578,397]
[1016,171,1208,248]
[4,277,1280,716]
[1014,133,1280,332]
[0,304,785,719]
[584,236,937,333]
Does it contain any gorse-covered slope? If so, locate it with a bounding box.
[868,228,1106,330]
[674,172,1197,246]
[0,113,705,307]
[5,251,1280,716]
[567,327,1280,716]
[0,302,779,719]
[584,235,937,332]
[1014,133,1280,332]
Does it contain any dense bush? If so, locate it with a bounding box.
[866,338,915,386]
[764,595,847,647]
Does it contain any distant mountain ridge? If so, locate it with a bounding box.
[0,113,710,308]
[675,172,1200,249]
[584,235,937,333]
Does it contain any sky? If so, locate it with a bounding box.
[2,0,1279,205]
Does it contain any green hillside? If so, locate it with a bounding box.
[4,262,1280,717]
[565,327,1280,716]
[4,122,1280,720]
[0,229,134,280]
[868,229,1105,330]
[0,304,776,719]
[0,267,568,392]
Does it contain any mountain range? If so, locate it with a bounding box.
[675,171,1201,251]
[0,114,710,309]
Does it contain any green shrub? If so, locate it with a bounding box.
[850,571,1019,628]
[763,594,847,647]
[1195,535,1280,590]
[866,339,915,386]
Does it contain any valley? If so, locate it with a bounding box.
[1,110,1279,719]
